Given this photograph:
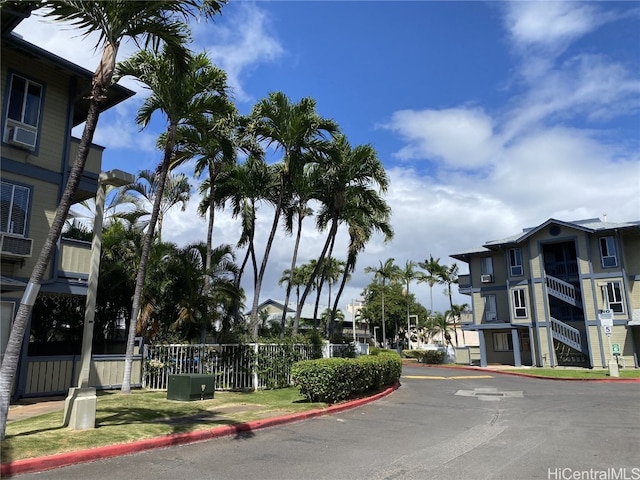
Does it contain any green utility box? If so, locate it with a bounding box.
[167,374,215,401]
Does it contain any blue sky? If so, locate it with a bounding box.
[15,1,640,316]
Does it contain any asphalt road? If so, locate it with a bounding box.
[19,366,640,480]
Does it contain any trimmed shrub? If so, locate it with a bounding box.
[415,349,445,364]
[291,351,402,403]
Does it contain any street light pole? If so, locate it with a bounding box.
[63,169,134,430]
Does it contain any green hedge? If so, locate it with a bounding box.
[291,351,402,403]
[403,349,445,364]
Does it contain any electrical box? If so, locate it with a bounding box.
[167,374,215,401]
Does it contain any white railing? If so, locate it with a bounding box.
[143,343,318,391]
[550,317,582,352]
[546,275,581,307]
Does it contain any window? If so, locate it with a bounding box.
[602,281,624,314]
[3,74,42,149]
[1,182,30,236]
[484,295,497,322]
[509,248,523,276]
[480,257,494,282]
[493,332,513,352]
[599,236,618,268]
[512,289,527,318]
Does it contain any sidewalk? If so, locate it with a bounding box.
[7,396,66,423]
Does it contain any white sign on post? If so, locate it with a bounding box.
[598,309,614,327]
[604,325,613,337]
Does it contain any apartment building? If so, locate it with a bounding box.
[1,6,134,395]
[451,218,640,369]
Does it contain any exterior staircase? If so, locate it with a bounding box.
[546,275,590,367]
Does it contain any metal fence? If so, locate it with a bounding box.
[143,343,319,391]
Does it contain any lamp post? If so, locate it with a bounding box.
[63,169,134,430]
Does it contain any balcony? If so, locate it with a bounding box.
[458,274,471,295]
[57,238,91,280]
[0,232,33,260]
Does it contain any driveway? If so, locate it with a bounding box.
[18,365,640,480]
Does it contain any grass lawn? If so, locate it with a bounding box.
[503,368,640,379]
[2,388,325,463]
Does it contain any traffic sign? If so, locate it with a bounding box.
[598,309,614,327]
[612,343,620,355]
[604,325,612,337]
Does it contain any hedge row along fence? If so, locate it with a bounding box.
[403,349,445,364]
[291,350,402,404]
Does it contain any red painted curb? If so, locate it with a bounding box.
[1,384,399,478]
[405,362,640,383]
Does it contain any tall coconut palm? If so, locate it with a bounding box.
[364,258,401,348]
[241,92,338,328]
[115,48,230,393]
[400,260,418,349]
[278,166,315,335]
[438,262,460,345]
[125,169,192,241]
[417,255,443,317]
[330,191,393,337]
[296,135,389,332]
[0,0,225,439]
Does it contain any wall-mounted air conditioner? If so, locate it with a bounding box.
[7,126,37,149]
[480,274,493,283]
[0,233,33,258]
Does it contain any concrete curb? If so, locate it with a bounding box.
[1,384,399,478]
[405,362,640,383]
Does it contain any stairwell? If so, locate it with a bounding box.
[546,275,590,367]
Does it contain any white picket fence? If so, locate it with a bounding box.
[143,343,320,391]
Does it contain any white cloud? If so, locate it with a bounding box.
[193,3,284,104]
[504,2,606,53]
[385,108,498,170]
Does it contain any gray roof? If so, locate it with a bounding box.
[451,217,640,261]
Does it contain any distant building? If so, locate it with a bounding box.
[451,218,640,368]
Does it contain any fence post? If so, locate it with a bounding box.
[252,343,259,391]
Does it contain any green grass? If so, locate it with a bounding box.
[503,368,640,379]
[2,388,325,463]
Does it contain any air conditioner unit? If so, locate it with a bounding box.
[480,274,493,283]
[0,233,33,258]
[7,126,37,149]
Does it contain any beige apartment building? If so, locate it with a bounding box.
[1,5,134,396]
[451,218,640,369]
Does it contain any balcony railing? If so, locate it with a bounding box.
[57,238,91,279]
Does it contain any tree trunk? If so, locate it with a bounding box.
[295,217,337,331]
[0,97,103,440]
[122,123,176,393]
[249,181,285,337]
[280,212,304,335]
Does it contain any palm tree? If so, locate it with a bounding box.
[364,258,401,348]
[417,255,443,317]
[278,265,306,335]
[400,260,418,349]
[431,312,453,347]
[329,191,393,337]
[241,92,338,328]
[168,243,239,343]
[115,48,230,393]
[279,167,315,335]
[439,262,460,345]
[0,0,225,439]
[125,170,192,241]
[447,302,469,346]
[295,135,390,332]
